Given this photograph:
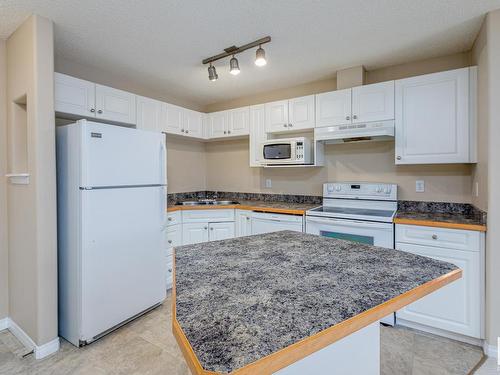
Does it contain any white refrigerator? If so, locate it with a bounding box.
[57,120,167,347]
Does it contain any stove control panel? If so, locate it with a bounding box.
[324,182,397,201]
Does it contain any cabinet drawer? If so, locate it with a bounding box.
[167,211,181,226]
[395,224,481,252]
[182,209,235,223]
[166,224,182,249]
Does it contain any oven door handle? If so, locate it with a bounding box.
[306,216,392,229]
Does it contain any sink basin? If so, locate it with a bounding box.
[175,200,239,206]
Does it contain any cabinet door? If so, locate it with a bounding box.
[249,105,266,167]
[235,210,252,237]
[54,73,96,118]
[265,100,289,132]
[182,223,209,245]
[161,103,184,135]
[289,95,315,130]
[395,68,470,164]
[209,222,235,241]
[166,224,182,249]
[315,89,352,127]
[396,242,482,338]
[184,109,203,138]
[95,84,136,124]
[136,96,162,132]
[229,107,250,136]
[352,81,394,123]
[209,111,229,138]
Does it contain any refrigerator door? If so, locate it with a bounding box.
[80,186,166,342]
[80,121,166,188]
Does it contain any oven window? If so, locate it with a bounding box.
[319,230,374,245]
[263,144,292,159]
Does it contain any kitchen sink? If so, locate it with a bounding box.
[175,200,239,206]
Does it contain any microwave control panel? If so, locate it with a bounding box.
[296,142,304,160]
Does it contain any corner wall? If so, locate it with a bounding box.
[6,15,58,346]
[0,39,8,321]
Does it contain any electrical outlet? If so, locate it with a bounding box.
[265,179,272,188]
[416,180,425,193]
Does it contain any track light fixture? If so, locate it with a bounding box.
[203,36,271,81]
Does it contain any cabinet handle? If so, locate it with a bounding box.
[432,234,438,240]
[90,108,95,113]
[167,240,172,244]
[97,110,103,114]
[353,115,357,120]
[346,116,350,120]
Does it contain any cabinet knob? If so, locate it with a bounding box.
[288,123,293,127]
[90,108,95,113]
[167,217,172,221]
[283,124,287,128]
[97,110,103,114]
[246,217,250,220]
[210,227,214,230]
[185,130,189,134]
[353,115,358,120]
[168,268,172,272]
[167,240,172,244]
[228,130,231,134]
[432,234,438,240]
[204,226,208,230]
[224,131,227,134]
[346,116,350,120]
[396,156,402,160]
[181,129,185,132]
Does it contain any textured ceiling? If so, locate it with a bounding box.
[1,0,499,107]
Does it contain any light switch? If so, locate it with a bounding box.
[416,180,425,193]
[265,179,272,188]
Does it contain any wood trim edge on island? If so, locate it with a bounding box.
[172,265,462,375]
[393,218,486,232]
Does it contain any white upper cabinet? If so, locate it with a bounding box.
[136,96,162,132]
[95,84,136,124]
[315,89,352,127]
[352,81,394,123]
[55,73,96,118]
[161,103,183,135]
[288,95,315,131]
[265,100,289,132]
[229,107,250,136]
[249,104,266,167]
[183,109,203,138]
[395,67,476,164]
[209,111,230,138]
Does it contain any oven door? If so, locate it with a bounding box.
[305,216,394,249]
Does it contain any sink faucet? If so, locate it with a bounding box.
[212,192,219,200]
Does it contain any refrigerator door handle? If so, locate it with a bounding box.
[160,139,167,186]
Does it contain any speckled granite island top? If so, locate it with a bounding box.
[173,231,461,375]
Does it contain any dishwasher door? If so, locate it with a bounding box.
[251,212,303,235]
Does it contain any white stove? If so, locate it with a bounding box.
[306,182,397,249]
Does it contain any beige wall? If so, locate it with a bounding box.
[206,139,473,202]
[0,40,8,320]
[167,136,207,193]
[6,15,58,345]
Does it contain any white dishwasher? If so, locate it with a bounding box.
[251,212,303,235]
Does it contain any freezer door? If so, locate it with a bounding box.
[80,121,166,187]
[80,186,166,342]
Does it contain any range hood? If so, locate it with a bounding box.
[314,120,395,144]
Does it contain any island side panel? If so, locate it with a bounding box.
[274,322,380,375]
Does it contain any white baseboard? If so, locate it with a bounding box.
[0,317,9,331]
[483,342,498,359]
[4,318,60,359]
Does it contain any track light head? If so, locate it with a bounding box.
[229,56,240,75]
[208,63,218,81]
[255,45,267,67]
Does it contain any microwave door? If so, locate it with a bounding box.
[263,144,292,160]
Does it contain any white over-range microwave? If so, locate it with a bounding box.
[260,137,313,165]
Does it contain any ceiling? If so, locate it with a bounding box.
[1,0,500,108]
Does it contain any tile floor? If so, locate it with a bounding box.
[0,293,489,375]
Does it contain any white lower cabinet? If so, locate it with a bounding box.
[209,222,235,241]
[235,210,252,237]
[182,222,210,245]
[395,224,484,339]
[165,216,182,290]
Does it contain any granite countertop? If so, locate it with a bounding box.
[394,201,487,232]
[174,231,459,374]
[167,200,318,215]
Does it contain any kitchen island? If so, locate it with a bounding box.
[173,231,461,375]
